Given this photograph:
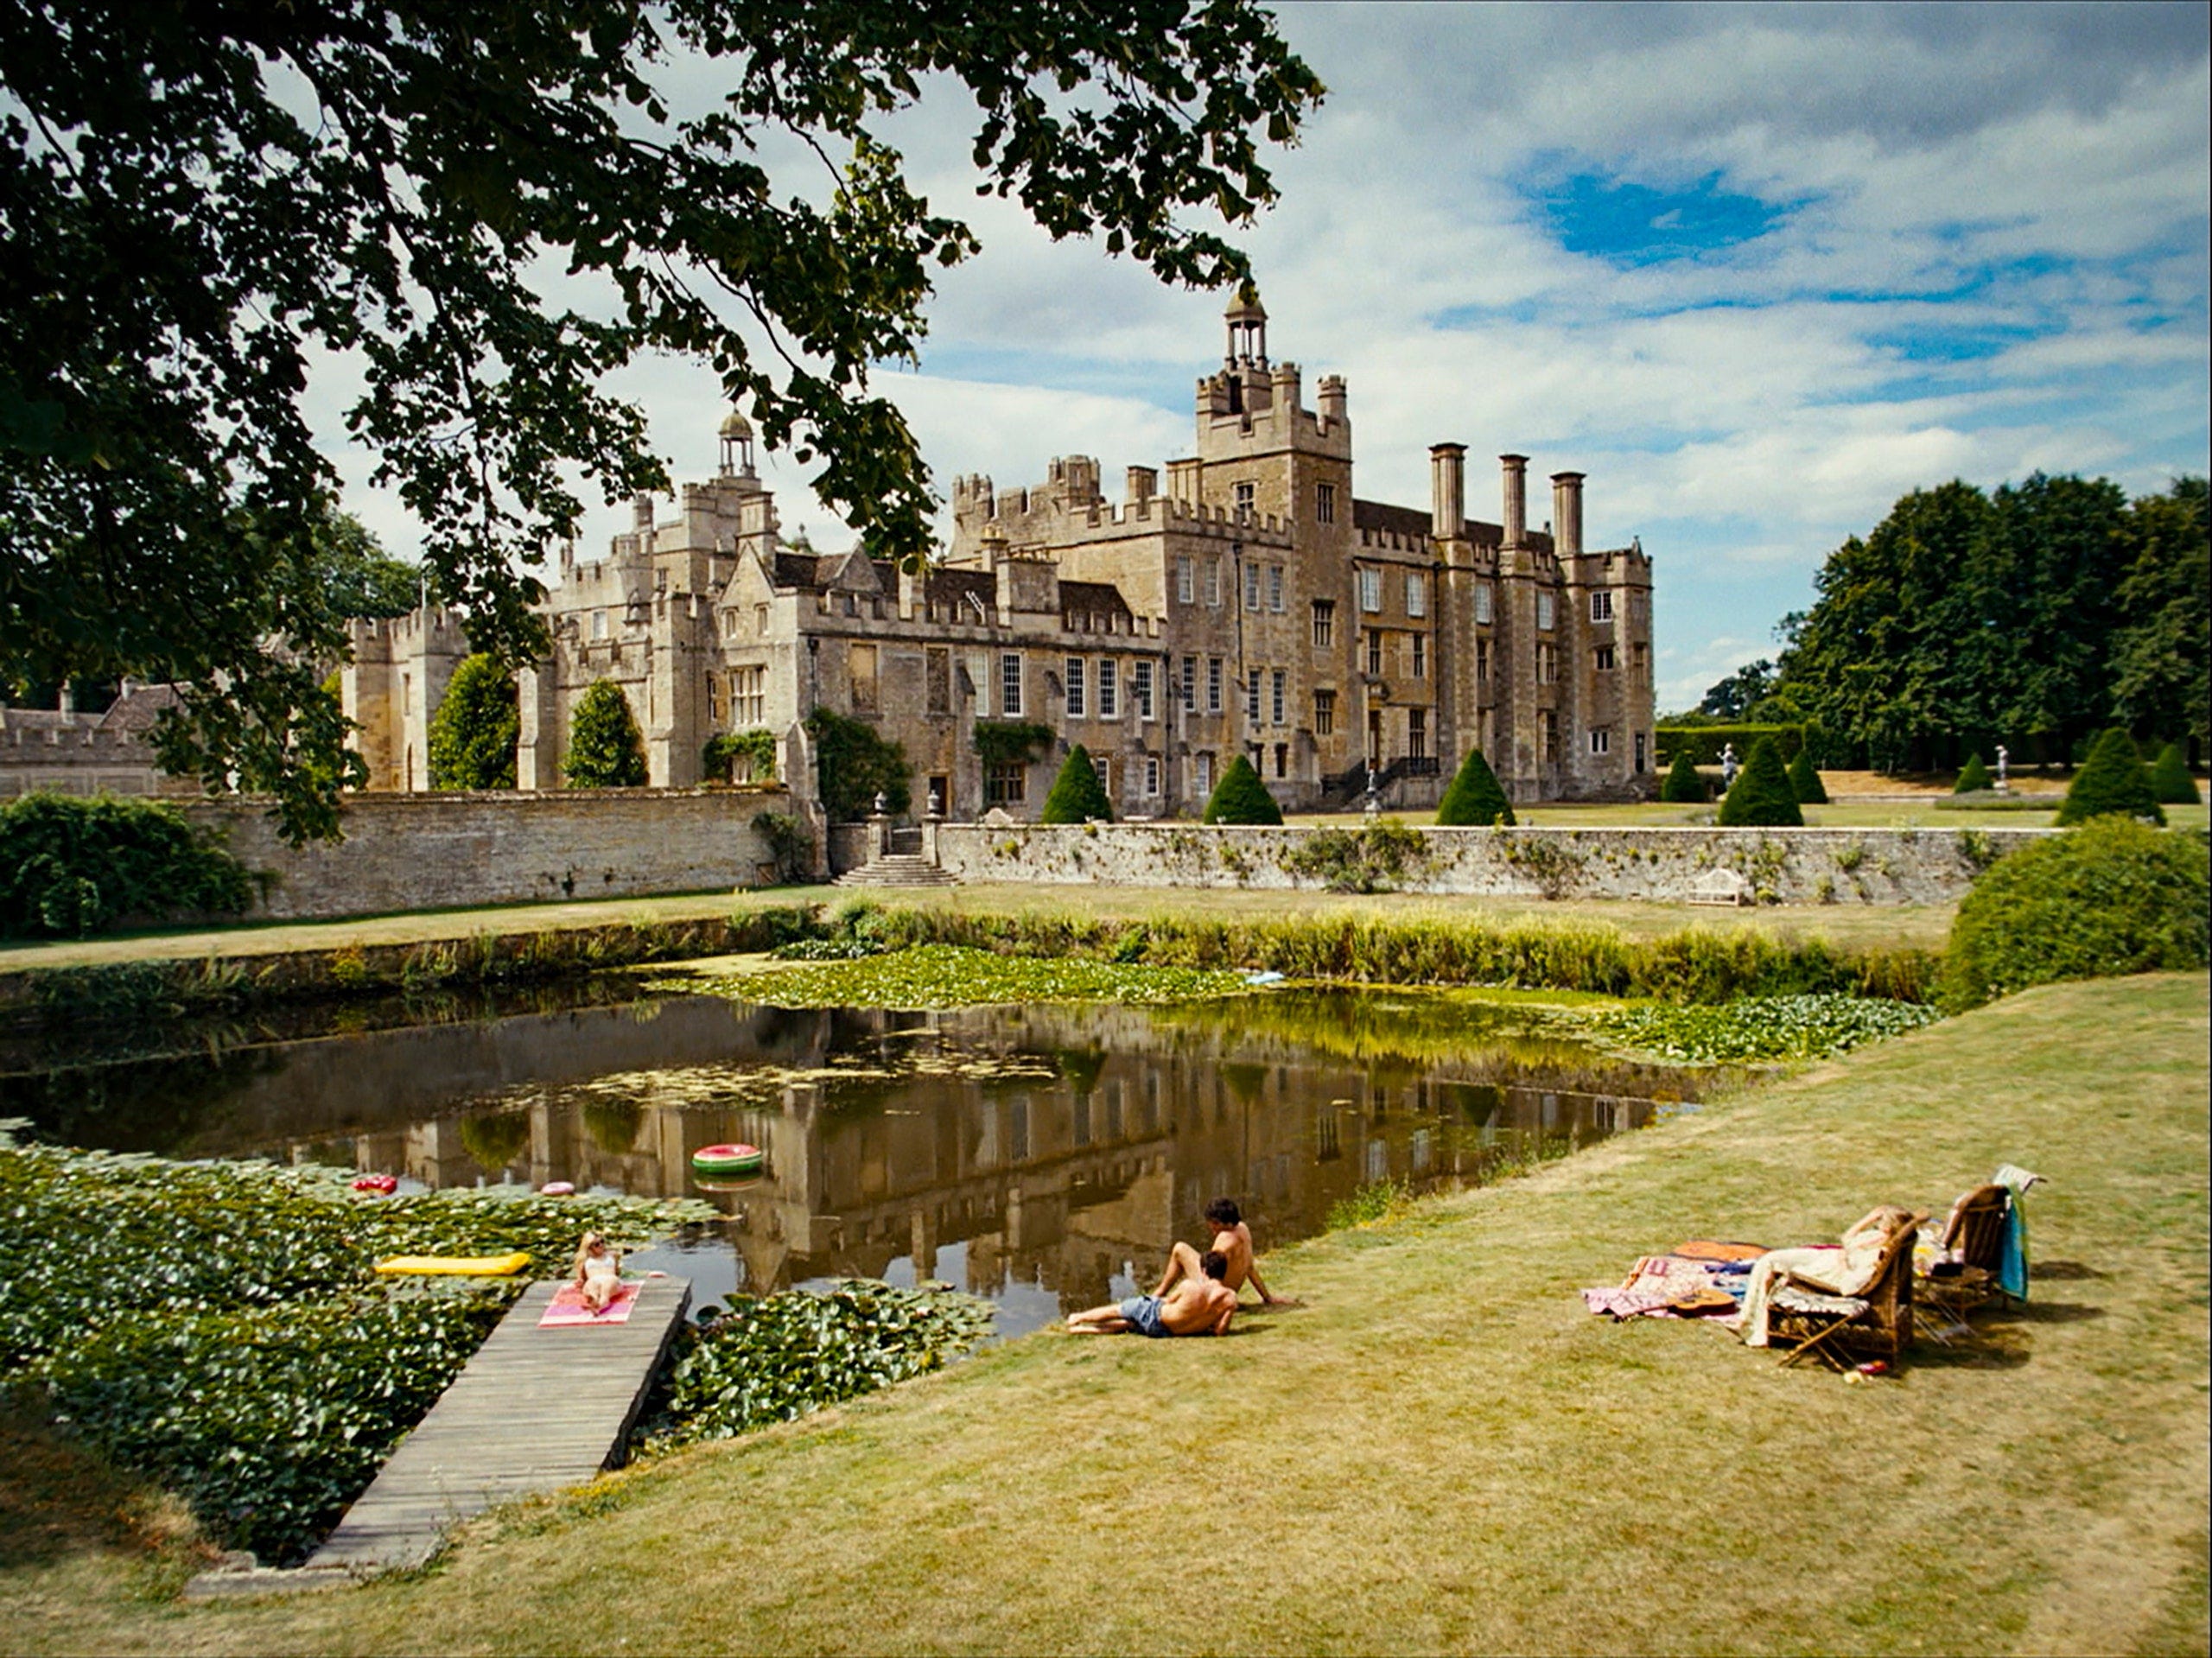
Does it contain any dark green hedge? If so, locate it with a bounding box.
[1201,754,1281,825]
[1435,747,1515,826]
[0,793,254,938]
[1658,750,1710,804]
[1939,816,2209,1008]
[1716,735,1803,827]
[1040,743,1113,823]
[2150,742,2202,806]
[2056,728,2163,827]
[1656,723,1807,765]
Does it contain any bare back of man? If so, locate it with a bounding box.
[1069,1250,1239,1337]
[1154,1197,1288,1305]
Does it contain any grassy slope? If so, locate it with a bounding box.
[5,974,2205,1655]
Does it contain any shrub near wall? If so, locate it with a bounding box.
[1939,816,2209,1009]
[0,793,253,938]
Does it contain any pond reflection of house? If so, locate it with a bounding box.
[32,990,1682,1315]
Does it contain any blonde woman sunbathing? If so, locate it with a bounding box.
[1736,1204,1921,1347]
[571,1231,624,1312]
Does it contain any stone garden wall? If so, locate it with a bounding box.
[189,787,797,920]
[934,823,2048,905]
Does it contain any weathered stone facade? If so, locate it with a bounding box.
[932,822,2040,906]
[187,787,793,919]
[0,682,196,800]
[349,295,1656,816]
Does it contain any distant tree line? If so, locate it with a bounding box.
[1681,475,2208,772]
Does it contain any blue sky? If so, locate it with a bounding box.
[319,2,2211,714]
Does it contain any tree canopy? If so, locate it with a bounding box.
[1764,474,2208,771]
[1,2,1324,838]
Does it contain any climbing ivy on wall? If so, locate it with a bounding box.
[805,708,910,822]
[703,728,779,784]
[972,721,1055,770]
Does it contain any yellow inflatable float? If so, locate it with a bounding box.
[373,1252,532,1276]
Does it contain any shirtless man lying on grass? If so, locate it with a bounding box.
[1154,1197,1294,1307]
[1068,1249,1238,1338]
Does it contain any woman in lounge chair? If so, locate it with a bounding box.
[1735,1205,1921,1347]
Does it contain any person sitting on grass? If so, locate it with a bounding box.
[572,1231,624,1312]
[1154,1197,1294,1307]
[1068,1249,1238,1338]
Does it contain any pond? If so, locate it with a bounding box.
[2,980,1716,1338]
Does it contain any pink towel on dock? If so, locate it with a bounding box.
[538,1282,639,1327]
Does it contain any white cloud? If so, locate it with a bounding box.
[315,2,2207,683]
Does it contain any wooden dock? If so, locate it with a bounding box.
[190,1275,690,1594]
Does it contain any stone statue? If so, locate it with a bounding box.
[1719,743,1739,788]
[1994,745,2009,791]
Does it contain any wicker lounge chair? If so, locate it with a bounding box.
[1769,1226,1916,1370]
[1919,1183,2012,1324]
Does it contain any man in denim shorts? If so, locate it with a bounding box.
[1066,1249,1238,1337]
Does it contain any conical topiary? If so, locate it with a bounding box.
[1039,743,1113,823]
[2057,728,2164,826]
[1659,748,1709,804]
[1955,753,1992,794]
[1434,746,1515,826]
[1716,734,1803,827]
[562,677,647,787]
[1787,746,1829,805]
[428,653,518,790]
[2149,741,2201,806]
[1202,754,1282,825]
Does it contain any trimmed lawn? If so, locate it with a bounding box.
[3,973,2204,1655]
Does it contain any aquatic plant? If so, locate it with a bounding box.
[861,908,1936,1005]
[0,1133,709,1562]
[678,943,1253,1008]
[644,1280,993,1450]
[1585,994,1938,1063]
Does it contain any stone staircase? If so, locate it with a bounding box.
[834,852,958,888]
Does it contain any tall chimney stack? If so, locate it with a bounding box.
[1500,454,1529,548]
[1429,443,1466,539]
[1550,472,1585,558]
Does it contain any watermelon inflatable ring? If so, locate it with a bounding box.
[690,1142,764,1178]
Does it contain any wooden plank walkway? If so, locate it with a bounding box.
[309,1276,691,1573]
[188,1275,690,1595]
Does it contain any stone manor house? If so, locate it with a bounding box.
[344,295,1656,818]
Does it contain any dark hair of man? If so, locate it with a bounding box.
[1200,1249,1230,1280]
[1204,1197,1242,1227]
